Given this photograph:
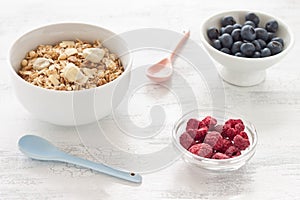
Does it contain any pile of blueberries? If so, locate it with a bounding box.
[207,12,284,58]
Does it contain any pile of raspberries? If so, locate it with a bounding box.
[179,116,250,159]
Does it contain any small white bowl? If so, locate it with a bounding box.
[8,23,132,126]
[200,10,294,86]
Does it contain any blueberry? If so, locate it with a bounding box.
[261,48,271,57]
[212,39,222,50]
[219,33,233,48]
[265,20,279,33]
[221,16,236,27]
[255,28,268,41]
[240,42,255,57]
[220,48,231,54]
[257,39,267,48]
[245,12,260,26]
[208,13,284,58]
[207,27,219,40]
[267,32,275,42]
[233,23,242,29]
[267,41,283,55]
[235,52,245,57]
[231,29,241,41]
[220,27,225,35]
[243,20,256,28]
[252,51,261,58]
[271,37,284,47]
[231,41,243,54]
[223,25,234,34]
[252,40,262,51]
[241,25,256,41]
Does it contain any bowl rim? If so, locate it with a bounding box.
[172,107,258,163]
[200,9,295,61]
[8,22,133,94]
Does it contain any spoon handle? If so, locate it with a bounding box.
[58,152,142,183]
[170,30,190,62]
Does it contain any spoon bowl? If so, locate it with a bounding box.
[146,58,173,82]
[18,134,61,161]
[146,30,190,82]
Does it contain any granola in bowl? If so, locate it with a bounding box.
[18,40,124,91]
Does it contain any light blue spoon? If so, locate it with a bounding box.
[18,135,142,183]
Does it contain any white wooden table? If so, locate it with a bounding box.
[1,0,300,199]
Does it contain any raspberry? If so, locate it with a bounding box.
[202,116,217,128]
[222,123,230,130]
[197,127,208,136]
[219,138,232,153]
[224,127,238,139]
[233,134,250,150]
[203,131,223,151]
[208,125,215,131]
[188,144,201,154]
[189,143,213,158]
[223,119,244,138]
[214,124,223,133]
[221,123,231,137]
[179,132,195,150]
[225,146,241,157]
[198,121,207,129]
[235,123,245,133]
[238,131,249,139]
[186,118,201,131]
[225,119,244,128]
[187,129,197,139]
[212,152,230,159]
[183,116,250,160]
[187,126,208,142]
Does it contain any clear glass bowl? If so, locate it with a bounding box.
[172,108,258,171]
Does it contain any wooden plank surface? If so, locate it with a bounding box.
[0,0,300,199]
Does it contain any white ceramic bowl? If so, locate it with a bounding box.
[9,23,132,126]
[200,10,294,86]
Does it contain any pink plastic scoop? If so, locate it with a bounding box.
[146,30,190,83]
